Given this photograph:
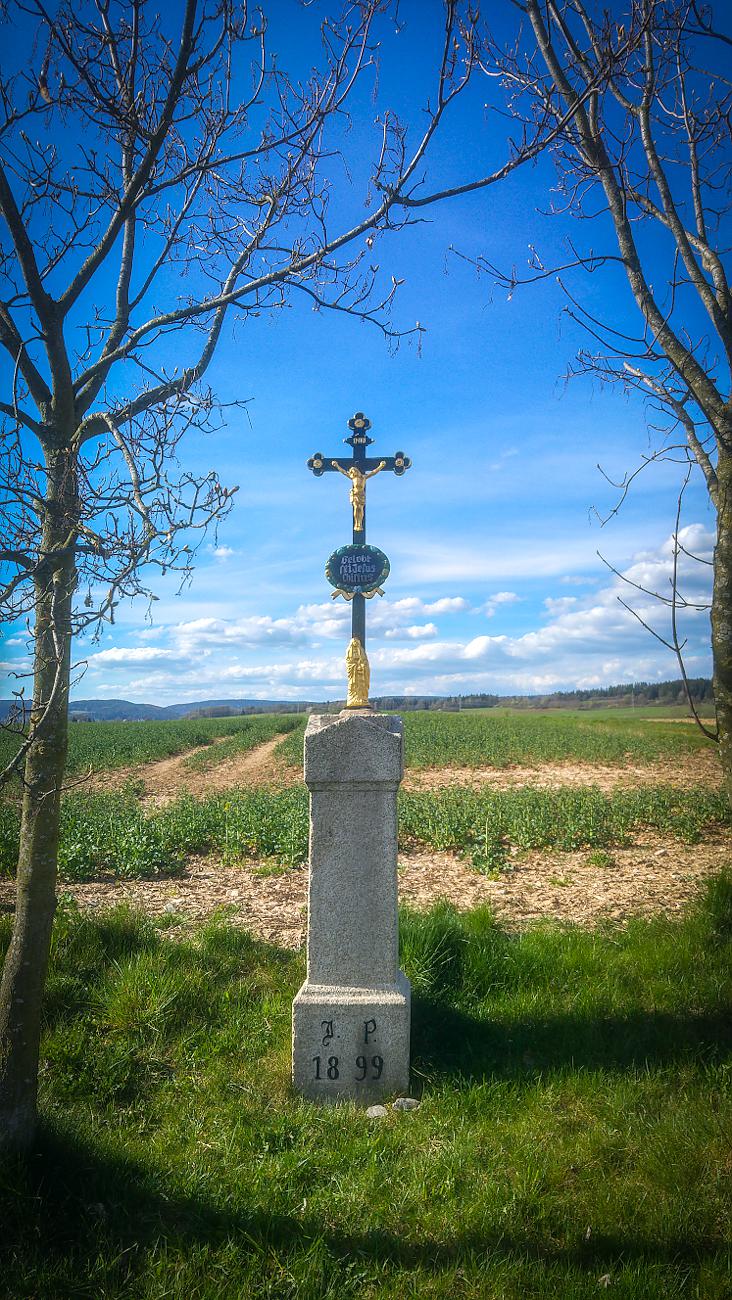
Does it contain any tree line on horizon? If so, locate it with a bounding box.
[369,678,715,713]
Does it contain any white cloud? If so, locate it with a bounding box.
[136,626,167,639]
[421,597,469,614]
[483,591,521,617]
[86,647,184,666]
[487,447,520,472]
[174,615,309,650]
[3,524,714,705]
[0,660,26,673]
[157,595,472,658]
[384,623,438,640]
[362,526,713,690]
[543,596,578,615]
[219,657,343,684]
[399,537,597,583]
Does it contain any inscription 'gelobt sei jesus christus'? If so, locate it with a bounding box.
[342,555,377,577]
[325,544,390,599]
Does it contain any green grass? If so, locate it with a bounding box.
[584,704,715,720]
[275,722,307,768]
[0,708,716,787]
[398,785,730,868]
[1,783,729,880]
[1,878,731,1298]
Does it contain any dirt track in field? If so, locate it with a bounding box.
[87,734,722,803]
[90,735,298,807]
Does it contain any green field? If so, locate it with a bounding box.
[0,708,722,882]
[1,712,729,1295]
[2,881,731,1299]
[403,708,714,767]
[0,712,302,779]
[282,708,714,770]
[1,707,716,785]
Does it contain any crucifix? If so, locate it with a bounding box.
[308,412,411,708]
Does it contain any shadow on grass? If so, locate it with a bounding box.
[411,996,732,1083]
[0,1124,723,1295]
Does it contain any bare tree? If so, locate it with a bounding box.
[0,0,580,1152]
[472,0,730,784]
[597,470,715,737]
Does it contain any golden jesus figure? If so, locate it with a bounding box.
[331,459,386,532]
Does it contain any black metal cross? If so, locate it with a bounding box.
[307,412,411,651]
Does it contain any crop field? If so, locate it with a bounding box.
[1,781,729,883]
[400,708,711,768]
[0,710,303,779]
[1,705,712,783]
[0,706,727,908]
[273,707,713,771]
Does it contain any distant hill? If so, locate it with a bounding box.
[0,678,713,723]
[0,697,309,723]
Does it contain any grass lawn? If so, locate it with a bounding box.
[2,879,731,1299]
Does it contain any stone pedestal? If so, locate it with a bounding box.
[292,711,411,1103]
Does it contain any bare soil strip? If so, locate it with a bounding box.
[403,751,722,793]
[396,836,729,931]
[641,717,716,725]
[6,833,725,947]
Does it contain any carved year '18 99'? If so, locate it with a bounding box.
[311,1016,384,1083]
[311,1054,384,1081]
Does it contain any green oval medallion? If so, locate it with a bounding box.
[325,544,390,594]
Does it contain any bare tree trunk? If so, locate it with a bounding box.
[712,442,732,803]
[0,447,76,1153]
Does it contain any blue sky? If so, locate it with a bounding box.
[1,1,716,704]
